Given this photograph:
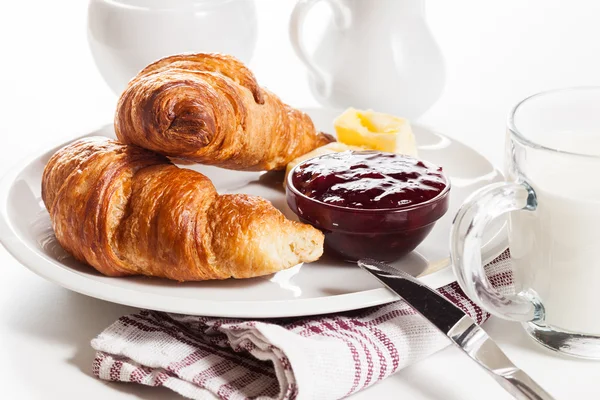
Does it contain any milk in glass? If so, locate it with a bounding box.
[509,133,600,334]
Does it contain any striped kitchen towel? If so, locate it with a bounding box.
[91,250,513,400]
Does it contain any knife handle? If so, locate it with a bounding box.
[493,369,555,400]
[449,318,555,400]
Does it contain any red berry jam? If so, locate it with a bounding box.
[286,151,450,262]
[291,151,447,209]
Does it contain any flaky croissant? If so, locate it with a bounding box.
[114,53,333,171]
[41,137,324,281]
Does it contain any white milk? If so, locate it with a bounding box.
[509,133,600,334]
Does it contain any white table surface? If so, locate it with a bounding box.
[2,0,600,398]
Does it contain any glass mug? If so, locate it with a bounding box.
[451,87,600,359]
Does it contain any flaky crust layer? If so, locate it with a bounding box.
[42,137,324,281]
[114,53,333,171]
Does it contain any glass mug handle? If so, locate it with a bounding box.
[451,182,545,322]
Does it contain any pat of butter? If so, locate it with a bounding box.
[333,108,417,157]
[284,142,364,186]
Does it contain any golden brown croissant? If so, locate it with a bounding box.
[42,137,324,281]
[114,53,333,171]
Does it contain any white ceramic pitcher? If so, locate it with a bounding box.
[290,0,445,119]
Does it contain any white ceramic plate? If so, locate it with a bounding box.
[0,108,506,317]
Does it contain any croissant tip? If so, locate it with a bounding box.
[288,226,325,264]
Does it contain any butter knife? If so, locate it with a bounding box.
[358,259,554,400]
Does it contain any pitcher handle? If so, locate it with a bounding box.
[451,181,545,322]
[289,0,350,98]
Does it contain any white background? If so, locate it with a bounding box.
[1,0,600,398]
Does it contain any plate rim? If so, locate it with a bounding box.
[0,118,507,318]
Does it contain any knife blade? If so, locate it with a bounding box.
[358,258,554,400]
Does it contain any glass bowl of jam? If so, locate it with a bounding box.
[286,150,450,262]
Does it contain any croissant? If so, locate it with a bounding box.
[41,137,324,281]
[114,53,333,171]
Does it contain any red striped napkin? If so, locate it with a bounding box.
[91,251,513,399]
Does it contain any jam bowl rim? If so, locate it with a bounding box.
[285,151,452,214]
